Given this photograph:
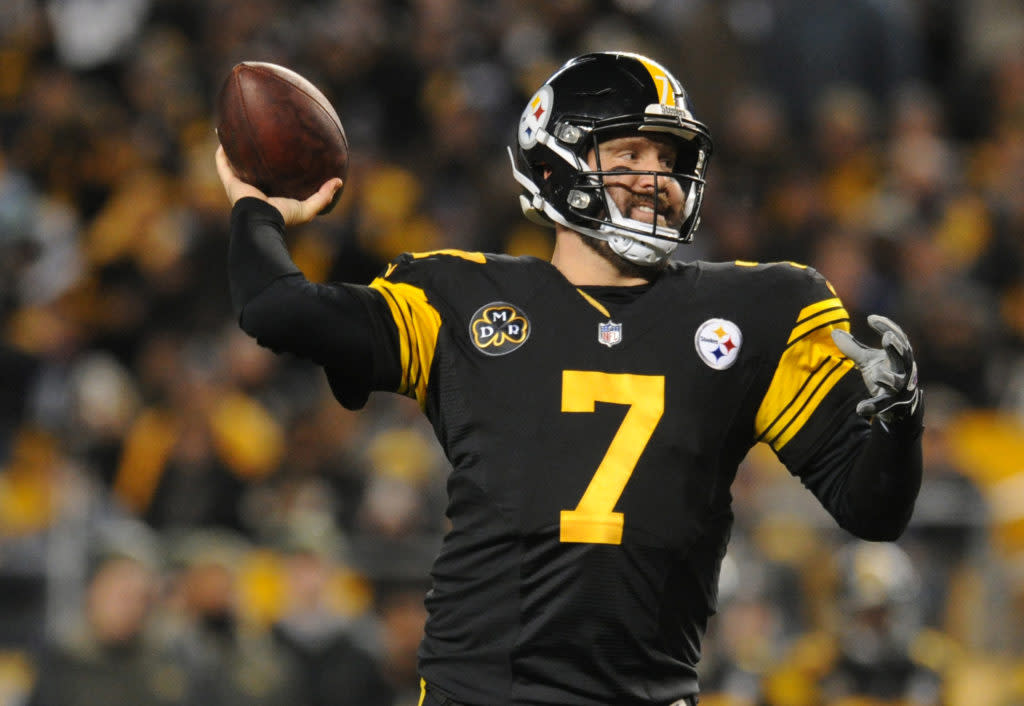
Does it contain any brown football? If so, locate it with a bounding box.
[217,61,348,213]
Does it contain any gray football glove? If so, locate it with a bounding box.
[832,314,922,425]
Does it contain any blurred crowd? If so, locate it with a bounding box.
[1,0,1023,704]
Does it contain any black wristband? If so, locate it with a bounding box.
[879,388,925,441]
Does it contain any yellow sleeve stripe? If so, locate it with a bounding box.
[369,278,442,408]
[796,296,843,321]
[788,299,849,346]
[755,321,856,451]
[734,260,809,270]
[410,249,486,263]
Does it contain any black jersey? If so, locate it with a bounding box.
[360,251,865,705]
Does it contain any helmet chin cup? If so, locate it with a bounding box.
[608,233,668,266]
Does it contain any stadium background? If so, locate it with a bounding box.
[0,0,1023,704]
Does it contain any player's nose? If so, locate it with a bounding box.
[632,164,667,194]
[633,151,671,186]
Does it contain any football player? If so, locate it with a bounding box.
[216,52,924,706]
[819,541,940,705]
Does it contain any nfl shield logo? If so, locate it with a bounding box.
[598,320,623,347]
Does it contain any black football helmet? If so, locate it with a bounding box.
[509,52,713,265]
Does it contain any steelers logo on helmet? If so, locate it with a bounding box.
[470,302,531,356]
[518,85,553,150]
[695,318,743,370]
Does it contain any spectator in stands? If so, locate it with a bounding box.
[27,551,188,706]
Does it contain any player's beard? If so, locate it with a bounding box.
[579,234,668,281]
[580,185,680,280]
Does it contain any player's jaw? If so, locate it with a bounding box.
[580,234,669,279]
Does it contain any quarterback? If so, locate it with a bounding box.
[217,52,923,706]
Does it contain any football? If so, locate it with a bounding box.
[216,61,348,213]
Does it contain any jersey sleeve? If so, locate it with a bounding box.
[366,249,486,408]
[751,265,864,469]
[745,263,922,540]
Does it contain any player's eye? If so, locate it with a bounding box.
[608,150,637,163]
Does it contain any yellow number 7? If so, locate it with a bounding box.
[560,371,665,545]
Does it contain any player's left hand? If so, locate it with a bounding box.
[215,145,342,226]
[832,314,922,426]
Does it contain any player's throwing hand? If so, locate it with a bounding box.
[215,145,342,226]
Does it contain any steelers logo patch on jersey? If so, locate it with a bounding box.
[518,85,553,149]
[695,318,742,370]
[470,302,531,356]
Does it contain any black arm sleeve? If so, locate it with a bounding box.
[228,197,401,409]
[795,400,924,541]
